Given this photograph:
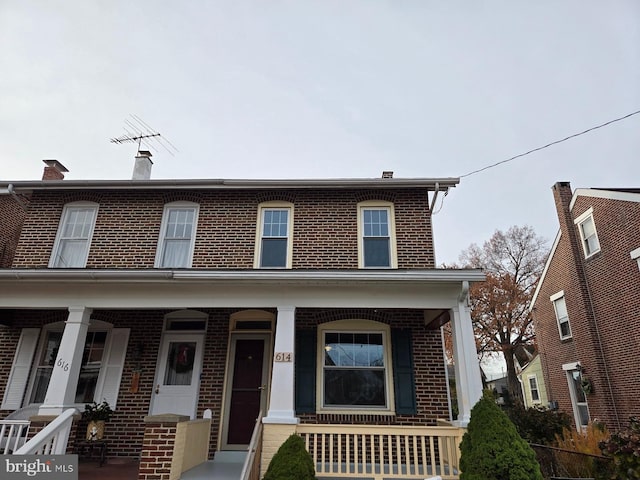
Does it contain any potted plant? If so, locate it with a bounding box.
[83,401,113,441]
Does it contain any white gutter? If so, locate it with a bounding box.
[0,268,484,283]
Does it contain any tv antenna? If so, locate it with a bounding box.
[110,115,178,156]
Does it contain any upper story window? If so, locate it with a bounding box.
[574,208,600,258]
[357,201,397,268]
[156,202,199,268]
[317,320,394,413]
[255,202,293,268]
[551,291,572,340]
[49,202,98,268]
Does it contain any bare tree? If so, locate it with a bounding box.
[459,225,548,404]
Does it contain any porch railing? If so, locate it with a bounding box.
[240,410,263,480]
[296,424,465,480]
[14,408,77,455]
[0,420,30,454]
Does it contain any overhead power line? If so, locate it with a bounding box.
[460,109,640,178]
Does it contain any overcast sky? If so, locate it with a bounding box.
[1,1,638,265]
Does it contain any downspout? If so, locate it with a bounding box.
[7,184,29,211]
[429,182,440,213]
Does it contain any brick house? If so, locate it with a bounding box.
[531,182,640,432]
[0,155,483,478]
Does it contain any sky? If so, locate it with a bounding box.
[1,1,639,265]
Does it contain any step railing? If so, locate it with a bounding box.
[240,410,263,480]
[0,420,30,454]
[14,408,77,455]
[296,424,465,480]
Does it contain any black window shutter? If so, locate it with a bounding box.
[392,328,417,415]
[295,329,317,414]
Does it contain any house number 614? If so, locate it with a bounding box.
[57,359,70,371]
[274,352,292,362]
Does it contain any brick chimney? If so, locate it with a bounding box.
[42,159,68,180]
[132,151,153,180]
[382,171,394,179]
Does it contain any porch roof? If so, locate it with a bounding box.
[0,268,484,311]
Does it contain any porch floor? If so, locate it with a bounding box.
[78,458,139,480]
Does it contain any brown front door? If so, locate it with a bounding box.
[225,336,269,447]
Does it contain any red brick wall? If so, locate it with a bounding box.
[12,188,435,269]
[533,185,640,431]
[0,196,27,268]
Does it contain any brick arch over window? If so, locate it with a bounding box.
[353,190,396,203]
[309,308,393,326]
[161,191,204,204]
[254,191,297,204]
[61,192,103,204]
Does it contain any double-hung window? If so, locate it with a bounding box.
[574,208,600,258]
[358,201,397,268]
[255,202,293,268]
[318,320,394,412]
[49,202,98,268]
[551,291,572,340]
[156,202,199,268]
[528,375,540,403]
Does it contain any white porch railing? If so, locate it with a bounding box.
[0,420,30,454]
[296,424,465,480]
[240,410,263,480]
[14,408,77,455]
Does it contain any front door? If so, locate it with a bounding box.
[150,333,204,419]
[222,334,270,449]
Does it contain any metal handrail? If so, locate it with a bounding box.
[240,410,264,480]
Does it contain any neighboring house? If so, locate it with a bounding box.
[517,355,548,409]
[0,155,484,477]
[531,182,640,432]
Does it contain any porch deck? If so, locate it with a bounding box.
[78,458,139,480]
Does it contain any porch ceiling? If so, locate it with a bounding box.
[0,268,484,310]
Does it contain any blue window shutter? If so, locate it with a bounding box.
[295,329,316,414]
[392,328,416,415]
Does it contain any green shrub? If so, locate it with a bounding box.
[263,434,317,480]
[600,417,640,480]
[460,391,543,480]
[505,404,572,445]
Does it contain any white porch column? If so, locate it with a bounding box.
[39,306,92,415]
[450,283,482,426]
[263,306,298,425]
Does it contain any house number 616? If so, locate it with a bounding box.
[57,359,70,371]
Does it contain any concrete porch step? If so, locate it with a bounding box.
[180,451,247,480]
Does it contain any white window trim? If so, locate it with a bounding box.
[631,247,640,271]
[316,319,395,415]
[49,202,99,268]
[573,207,600,259]
[551,291,572,341]
[562,362,590,430]
[527,374,541,404]
[357,200,397,269]
[253,201,294,269]
[155,201,199,268]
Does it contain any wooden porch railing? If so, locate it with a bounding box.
[15,408,77,455]
[296,424,465,480]
[240,411,263,480]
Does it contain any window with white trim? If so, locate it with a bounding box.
[528,374,540,403]
[317,320,394,413]
[551,291,572,340]
[156,202,199,268]
[49,202,98,268]
[563,363,590,429]
[255,202,293,268]
[357,201,397,268]
[574,209,600,258]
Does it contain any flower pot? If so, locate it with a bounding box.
[86,420,105,441]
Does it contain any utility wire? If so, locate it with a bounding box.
[460,109,640,178]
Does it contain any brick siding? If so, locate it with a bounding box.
[12,188,435,269]
[533,184,640,431]
[0,196,27,268]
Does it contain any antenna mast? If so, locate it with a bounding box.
[110,115,178,156]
